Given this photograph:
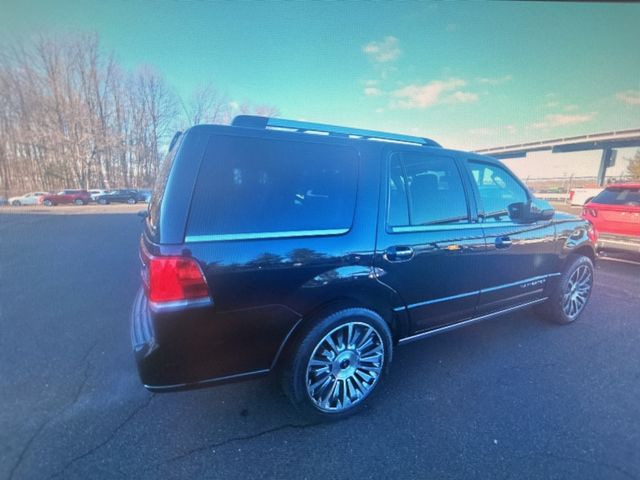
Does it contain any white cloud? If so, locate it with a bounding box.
[364,86,382,97]
[391,78,477,109]
[616,90,640,106]
[532,113,595,129]
[448,91,478,103]
[544,101,560,108]
[476,75,513,85]
[365,79,378,86]
[228,101,239,110]
[363,36,401,63]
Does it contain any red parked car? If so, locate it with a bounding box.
[39,189,91,206]
[582,183,640,255]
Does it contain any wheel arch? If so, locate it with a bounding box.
[272,277,407,370]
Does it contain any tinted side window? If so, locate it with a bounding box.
[469,161,528,222]
[387,152,469,227]
[593,187,640,206]
[187,136,358,237]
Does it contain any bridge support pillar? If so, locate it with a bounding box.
[597,148,613,187]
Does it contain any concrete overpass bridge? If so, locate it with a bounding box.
[475,128,640,186]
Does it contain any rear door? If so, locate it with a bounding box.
[175,133,378,378]
[464,158,558,313]
[374,149,486,334]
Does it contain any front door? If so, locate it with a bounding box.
[465,158,558,314]
[374,149,486,334]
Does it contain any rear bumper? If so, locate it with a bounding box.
[596,233,640,254]
[130,288,301,392]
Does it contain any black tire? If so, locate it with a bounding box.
[536,254,594,325]
[279,307,392,421]
[98,198,108,205]
[12,200,21,206]
[74,198,84,205]
[43,199,53,207]
[127,197,137,204]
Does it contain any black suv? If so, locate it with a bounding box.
[132,116,595,419]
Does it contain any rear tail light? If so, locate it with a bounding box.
[569,190,575,201]
[148,256,210,303]
[140,242,210,304]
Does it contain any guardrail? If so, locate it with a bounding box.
[535,193,570,201]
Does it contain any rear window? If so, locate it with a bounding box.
[186,135,359,239]
[593,187,640,206]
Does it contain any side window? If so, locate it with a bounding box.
[387,152,469,228]
[187,136,359,237]
[468,161,528,222]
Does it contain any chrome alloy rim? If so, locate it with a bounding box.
[306,322,384,412]
[562,265,592,319]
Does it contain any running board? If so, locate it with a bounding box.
[397,297,548,346]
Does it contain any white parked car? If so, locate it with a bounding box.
[569,187,604,206]
[88,189,108,201]
[8,192,48,206]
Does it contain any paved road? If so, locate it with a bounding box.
[1,210,639,480]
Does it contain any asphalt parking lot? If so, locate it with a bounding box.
[1,207,639,480]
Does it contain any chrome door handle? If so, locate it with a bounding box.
[495,236,512,249]
[384,245,414,262]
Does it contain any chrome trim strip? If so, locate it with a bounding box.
[394,273,560,312]
[398,297,548,345]
[148,297,212,313]
[391,224,484,233]
[389,222,546,233]
[144,369,270,391]
[393,290,479,312]
[481,274,549,293]
[185,228,349,243]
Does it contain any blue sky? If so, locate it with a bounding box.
[3,0,639,156]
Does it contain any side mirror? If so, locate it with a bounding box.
[508,199,554,223]
[530,198,555,221]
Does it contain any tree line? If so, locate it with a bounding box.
[0,33,277,196]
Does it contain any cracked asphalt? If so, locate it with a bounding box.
[1,209,639,479]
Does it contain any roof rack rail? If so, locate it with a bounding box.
[232,115,441,147]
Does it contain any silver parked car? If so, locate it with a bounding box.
[88,189,108,201]
[8,192,48,206]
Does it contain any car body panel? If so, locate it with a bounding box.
[131,120,596,392]
[8,192,48,205]
[95,189,139,204]
[40,190,90,205]
[582,183,640,254]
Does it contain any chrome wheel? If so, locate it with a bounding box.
[562,264,592,320]
[306,322,384,413]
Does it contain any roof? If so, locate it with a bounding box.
[231,115,442,148]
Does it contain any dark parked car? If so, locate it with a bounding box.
[40,189,91,206]
[136,189,152,203]
[132,116,596,419]
[96,189,139,205]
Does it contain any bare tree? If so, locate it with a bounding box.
[0,33,280,197]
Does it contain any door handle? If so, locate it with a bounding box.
[495,236,512,249]
[384,245,414,262]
